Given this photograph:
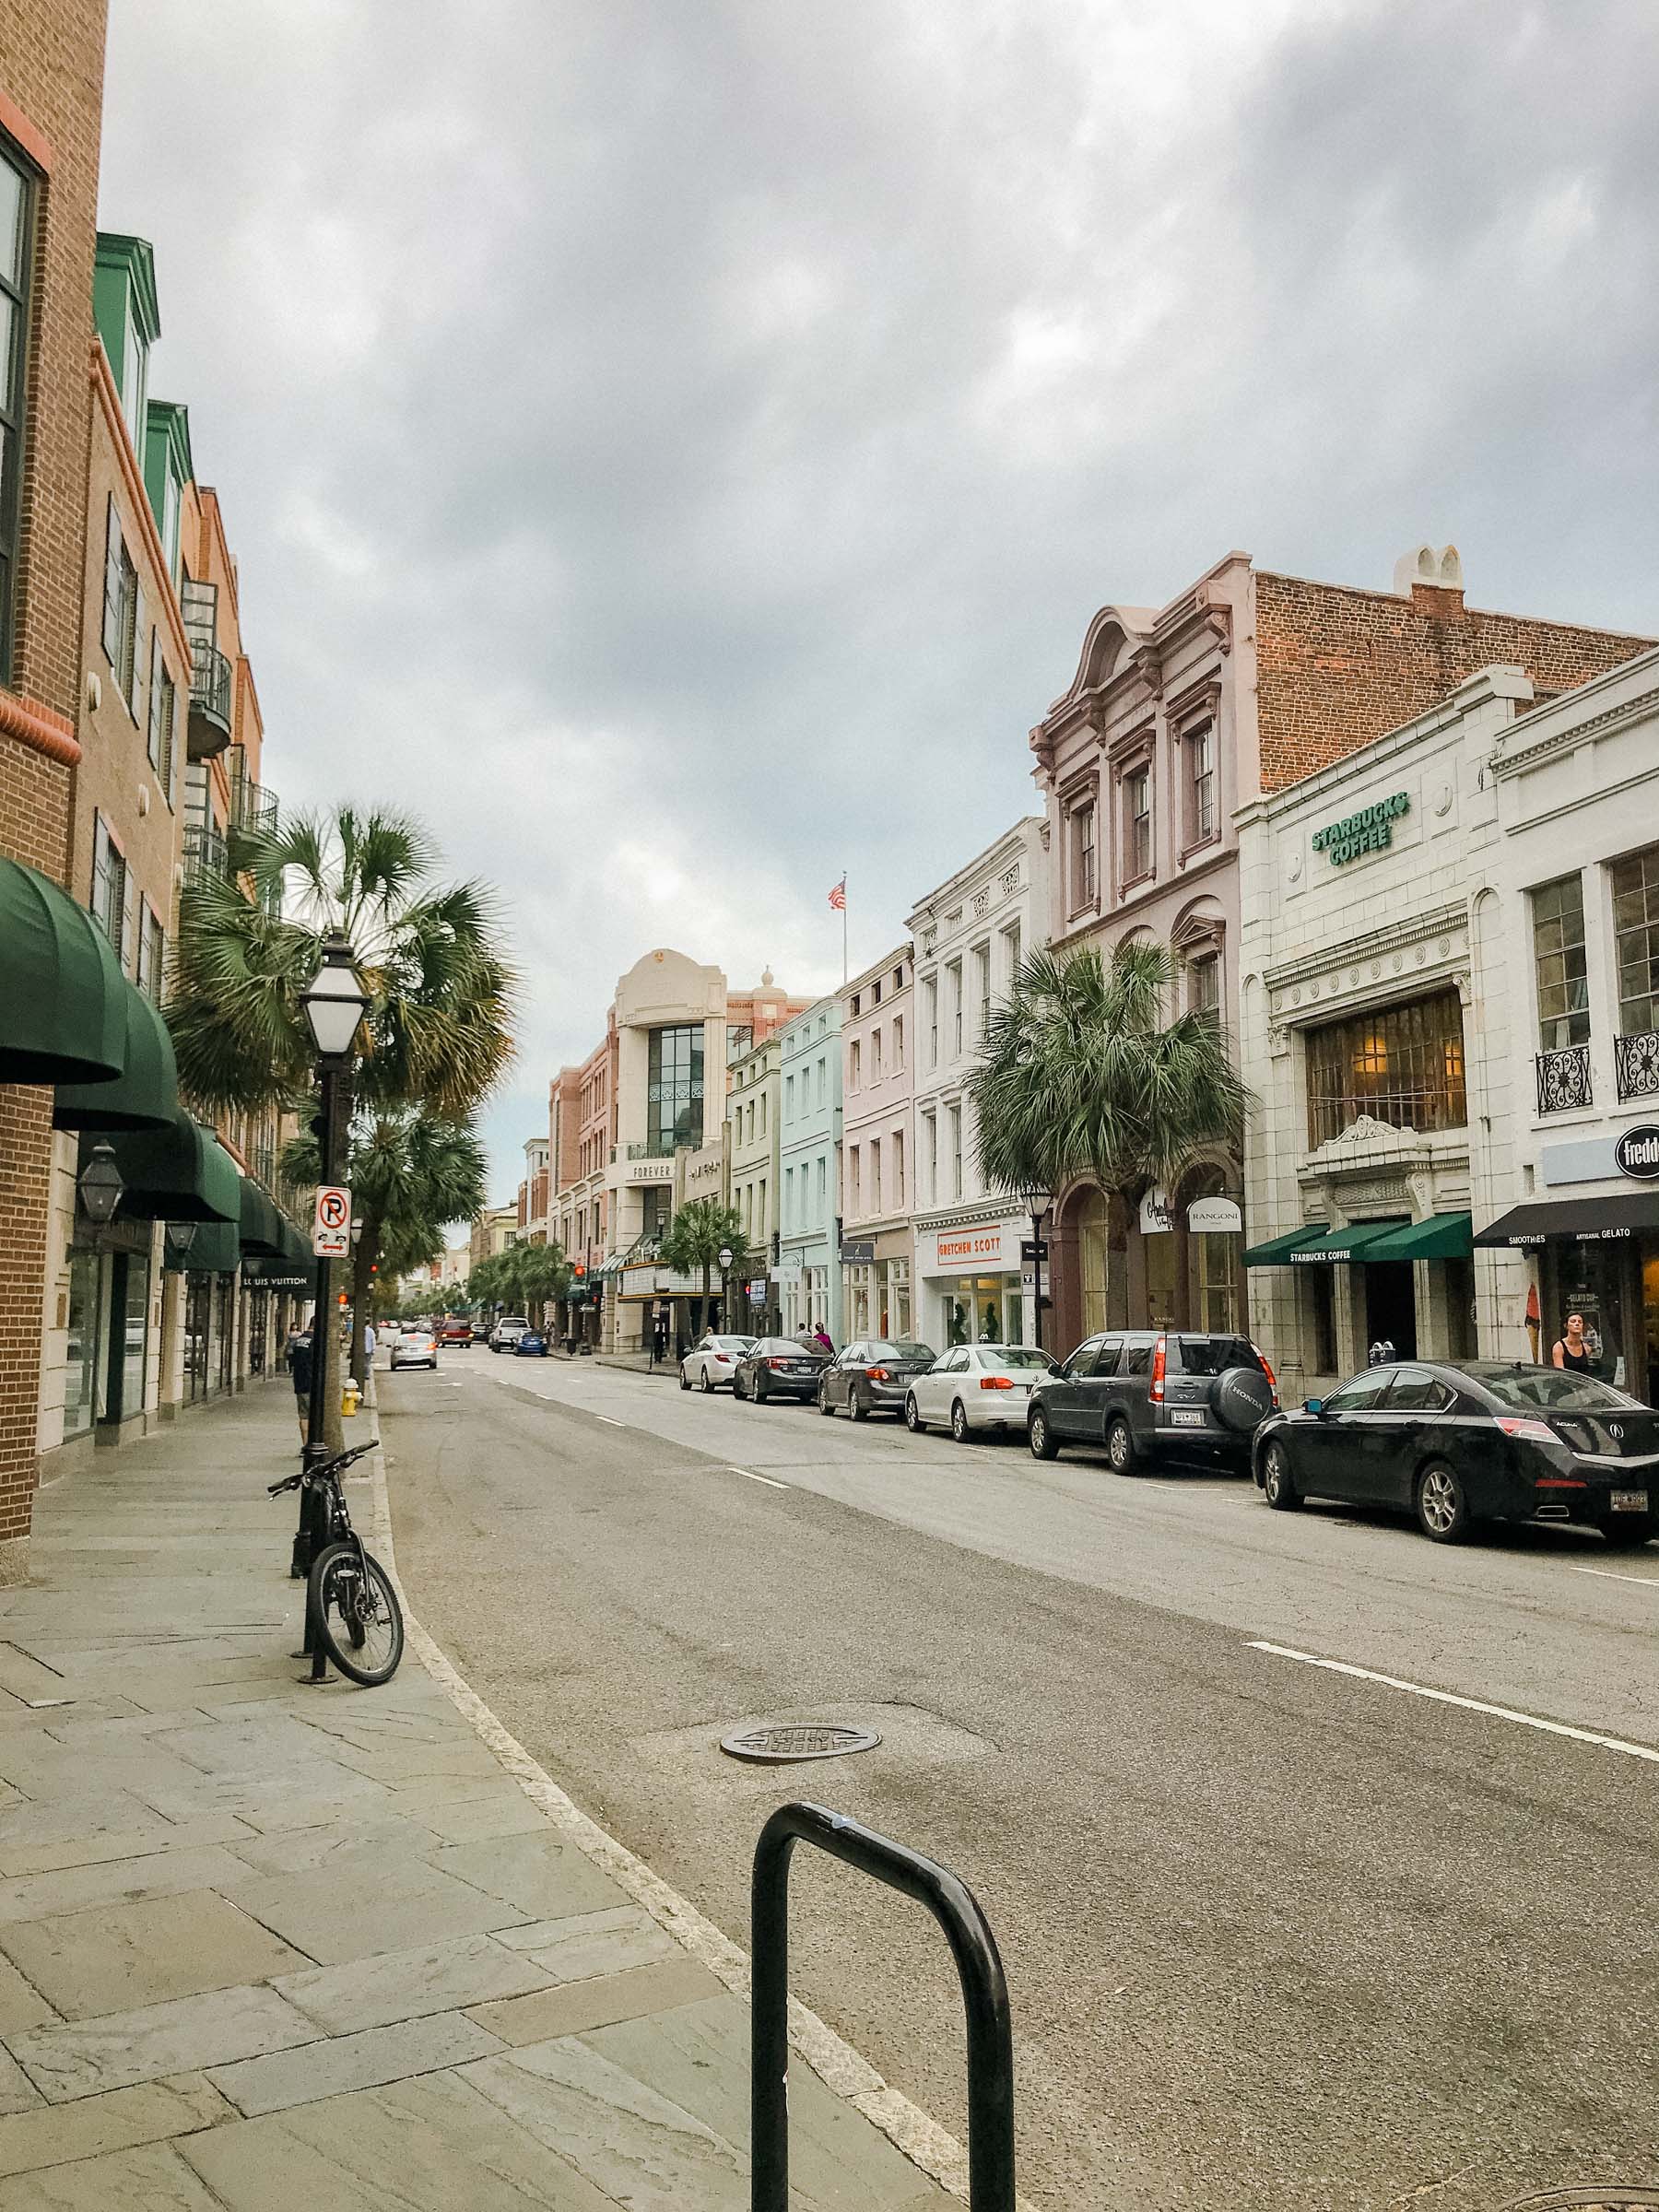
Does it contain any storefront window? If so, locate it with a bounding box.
[1194,1234,1238,1333]
[185,1276,211,1403]
[63,1250,100,1439]
[889,1259,910,1340]
[1145,1233,1177,1329]
[1305,991,1466,1146]
[1550,1241,1629,1389]
[646,1024,704,1155]
[115,1254,147,1423]
[1079,1191,1112,1338]
[1611,844,1659,1037]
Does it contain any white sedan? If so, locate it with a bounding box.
[679,1334,759,1393]
[904,1344,1057,1443]
[391,1329,438,1371]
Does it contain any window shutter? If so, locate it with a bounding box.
[119,853,135,972]
[162,672,179,808]
[128,582,147,721]
[91,815,110,929]
[147,630,162,769]
[100,496,122,666]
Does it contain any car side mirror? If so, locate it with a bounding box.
[1303,1397,1324,1417]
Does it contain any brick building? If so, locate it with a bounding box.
[0,2,108,1577]
[1029,544,1654,1355]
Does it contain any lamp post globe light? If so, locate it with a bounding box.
[295,934,369,1590]
[1019,1181,1054,1354]
[718,1245,734,1332]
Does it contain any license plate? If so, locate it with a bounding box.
[1610,1489,1650,1513]
[1171,1408,1206,1429]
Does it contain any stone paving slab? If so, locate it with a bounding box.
[0,1387,964,2207]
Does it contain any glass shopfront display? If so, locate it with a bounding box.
[108,1253,148,1427]
[63,1250,100,1440]
[1548,1240,1630,1389]
[942,1276,1022,1347]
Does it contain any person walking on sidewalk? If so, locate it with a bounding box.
[288,1317,314,1445]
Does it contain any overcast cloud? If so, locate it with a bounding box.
[98,1,1659,1205]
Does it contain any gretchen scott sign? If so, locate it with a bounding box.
[1312,790,1410,866]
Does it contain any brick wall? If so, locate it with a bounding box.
[1255,571,1655,793]
[0,0,109,1568]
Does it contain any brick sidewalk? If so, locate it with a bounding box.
[0,1387,956,2208]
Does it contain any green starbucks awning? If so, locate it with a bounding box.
[1285,1218,1409,1265]
[1359,1212,1473,1263]
[0,858,126,1085]
[238,1179,285,1255]
[53,981,179,1133]
[105,1112,241,1224]
[1241,1227,1327,1268]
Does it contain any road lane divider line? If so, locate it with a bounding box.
[727,1466,789,1488]
[596,1416,625,1427]
[1569,1564,1659,1589]
[1248,1639,1659,1766]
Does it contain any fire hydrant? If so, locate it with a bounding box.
[341,1379,362,1418]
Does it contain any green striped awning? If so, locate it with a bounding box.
[1241,1227,1327,1268]
[238,1179,285,1256]
[0,859,125,1085]
[1359,1212,1473,1263]
[1288,1218,1410,1265]
[53,981,179,1133]
[105,1112,241,1225]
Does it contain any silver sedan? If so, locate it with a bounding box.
[904,1344,1057,1443]
[679,1333,759,1393]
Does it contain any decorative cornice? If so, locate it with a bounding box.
[1493,680,1659,777]
[1265,900,1467,997]
[0,686,76,766]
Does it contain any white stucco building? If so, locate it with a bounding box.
[907,818,1049,1350]
[838,944,915,1343]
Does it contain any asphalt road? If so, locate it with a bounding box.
[381,1349,1659,2211]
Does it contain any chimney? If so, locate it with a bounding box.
[1393,542,1465,617]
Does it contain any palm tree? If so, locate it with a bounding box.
[170,806,514,1438]
[658,1198,747,1338]
[970,940,1252,1332]
[283,1112,488,1383]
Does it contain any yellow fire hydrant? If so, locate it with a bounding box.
[341,1379,363,1418]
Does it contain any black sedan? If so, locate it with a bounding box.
[818,1338,936,1420]
[1253,1359,1658,1547]
[733,1337,831,1405]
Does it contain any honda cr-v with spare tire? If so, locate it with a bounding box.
[1027,1331,1277,1473]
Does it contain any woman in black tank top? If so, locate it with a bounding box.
[1553,1312,1594,1373]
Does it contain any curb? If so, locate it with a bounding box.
[364,1386,990,2206]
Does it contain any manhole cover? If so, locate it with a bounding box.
[1502,2194,1659,2210]
[720,1724,882,1764]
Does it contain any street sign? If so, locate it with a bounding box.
[312,1183,352,1258]
[1018,1239,1049,1262]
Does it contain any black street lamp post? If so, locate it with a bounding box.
[295,933,369,1581]
[1021,1183,1054,1355]
[717,1242,734,1333]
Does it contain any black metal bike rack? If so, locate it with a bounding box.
[750,1800,1015,2212]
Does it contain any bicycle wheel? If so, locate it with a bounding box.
[308,1542,405,1686]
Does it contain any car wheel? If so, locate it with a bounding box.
[678,1364,691,1392]
[754,1377,768,1404]
[1416,1460,1470,1543]
[1105,1417,1137,1477]
[1600,1513,1657,1549]
[700,1370,714,1394]
[849,1386,869,1423]
[1029,1406,1059,1461]
[904,1393,924,1434]
[818,1382,835,1416]
[950,1398,974,1445]
[1262,1439,1302,1511]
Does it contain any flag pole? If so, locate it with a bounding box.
[841,874,848,985]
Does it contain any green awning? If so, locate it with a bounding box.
[1242,1227,1328,1268]
[238,1179,285,1255]
[164,1218,241,1274]
[1359,1212,1473,1263]
[106,1112,241,1224]
[53,981,179,1133]
[1288,1218,1410,1265]
[0,858,126,1085]
[279,1218,312,1267]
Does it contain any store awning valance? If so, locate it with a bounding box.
[105,1112,241,1224]
[278,1218,312,1267]
[238,1179,285,1255]
[594,1255,628,1279]
[53,981,179,1133]
[1360,1212,1473,1263]
[164,1218,241,1275]
[1242,1227,1328,1268]
[1286,1218,1409,1265]
[0,858,125,1085]
[241,1251,319,1294]
[1475,1194,1659,1247]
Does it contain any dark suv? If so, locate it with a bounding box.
[1028,1331,1277,1474]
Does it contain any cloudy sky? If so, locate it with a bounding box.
[99,1,1659,1206]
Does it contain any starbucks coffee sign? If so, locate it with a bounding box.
[1312,791,1410,866]
[1614,1124,1659,1180]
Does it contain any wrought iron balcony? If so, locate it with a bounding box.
[1615,1030,1659,1103]
[227,745,278,836]
[186,637,232,760]
[1535,1043,1592,1116]
[182,823,229,883]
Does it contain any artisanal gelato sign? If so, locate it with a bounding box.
[1312,791,1410,866]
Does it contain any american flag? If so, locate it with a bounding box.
[828,877,846,911]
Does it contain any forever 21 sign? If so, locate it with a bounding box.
[1614,1124,1659,1180]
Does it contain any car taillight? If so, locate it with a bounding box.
[867,1366,889,1382]
[714,1354,730,1363]
[1251,1343,1279,1410]
[768,1358,788,1371]
[980,1374,1014,1390]
[1499,1416,1559,1446]
[1150,1335,1167,1404]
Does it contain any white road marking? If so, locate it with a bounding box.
[1569,1564,1659,1589]
[596,1416,625,1428]
[1248,1639,1659,1767]
[727,1466,789,1489]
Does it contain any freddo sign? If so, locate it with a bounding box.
[1615,1124,1659,1180]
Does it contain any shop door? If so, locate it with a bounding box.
[63,1250,100,1440]
[1364,1263,1417,1360]
[185,1277,211,1404]
[102,1254,148,1429]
